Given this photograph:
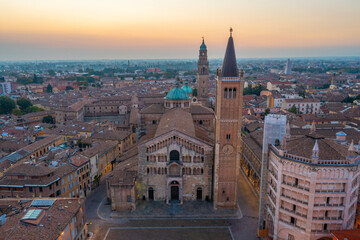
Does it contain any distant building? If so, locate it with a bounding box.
[285,58,292,75]
[0,82,13,95]
[282,98,321,114]
[0,198,87,240]
[146,68,161,74]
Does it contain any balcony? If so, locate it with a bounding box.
[313,203,344,207]
[282,181,309,192]
[280,207,307,219]
[312,216,343,221]
[281,194,308,206]
[315,189,345,193]
[279,219,306,231]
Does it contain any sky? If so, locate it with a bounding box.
[1,0,360,60]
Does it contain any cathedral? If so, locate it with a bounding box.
[106,29,244,211]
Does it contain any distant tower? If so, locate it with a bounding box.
[284,58,292,75]
[197,37,209,98]
[213,28,244,209]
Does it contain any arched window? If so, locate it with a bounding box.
[229,88,232,99]
[233,88,236,98]
[170,150,180,162]
[199,120,203,125]
[224,88,228,99]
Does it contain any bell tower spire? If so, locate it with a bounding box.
[197,37,209,99]
[213,28,244,209]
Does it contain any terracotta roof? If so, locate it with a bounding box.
[80,141,118,158]
[5,163,54,177]
[0,198,83,240]
[332,229,360,240]
[92,129,130,141]
[286,133,348,160]
[189,105,214,115]
[140,104,165,114]
[284,98,320,103]
[155,108,195,138]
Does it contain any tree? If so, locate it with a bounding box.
[42,115,54,124]
[24,106,44,114]
[46,84,53,93]
[0,96,16,114]
[65,86,74,91]
[48,69,56,76]
[264,108,270,116]
[288,105,298,114]
[17,97,33,112]
[12,108,22,116]
[192,88,198,97]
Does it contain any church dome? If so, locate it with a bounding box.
[181,81,193,94]
[166,87,190,100]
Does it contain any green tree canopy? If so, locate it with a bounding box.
[48,69,56,76]
[42,115,55,124]
[24,106,44,114]
[243,84,264,96]
[0,96,16,114]
[288,105,298,114]
[17,97,33,111]
[46,84,53,93]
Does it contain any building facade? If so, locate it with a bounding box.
[282,98,321,114]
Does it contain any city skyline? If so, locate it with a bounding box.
[1,0,360,60]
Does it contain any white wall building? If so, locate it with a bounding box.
[282,98,321,114]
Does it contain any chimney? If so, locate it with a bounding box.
[310,121,316,134]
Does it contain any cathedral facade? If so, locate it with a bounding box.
[107,29,243,211]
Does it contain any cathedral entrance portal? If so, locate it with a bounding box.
[197,187,202,200]
[170,180,180,201]
[148,187,154,200]
[171,186,179,200]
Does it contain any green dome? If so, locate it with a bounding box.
[166,87,190,100]
[181,81,193,94]
[200,39,207,51]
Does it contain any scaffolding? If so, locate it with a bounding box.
[257,114,287,237]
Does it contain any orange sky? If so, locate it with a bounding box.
[1,0,360,60]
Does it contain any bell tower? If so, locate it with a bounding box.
[213,28,244,209]
[197,37,209,98]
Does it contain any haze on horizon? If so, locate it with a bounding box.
[1,0,360,61]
